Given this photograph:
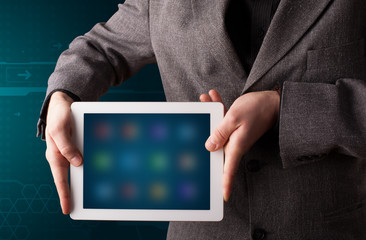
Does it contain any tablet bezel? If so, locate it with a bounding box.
[70,102,223,221]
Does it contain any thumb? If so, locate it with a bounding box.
[205,116,236,151]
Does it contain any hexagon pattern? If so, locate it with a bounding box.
[21,185,37,199]
[14,226,30,240]
[0,199,13,213]
[5,212,21,226]
[0,182,60,240]
[14,199,29,214]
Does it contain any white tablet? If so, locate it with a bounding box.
[70,102,223,221]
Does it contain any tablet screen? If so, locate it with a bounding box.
[83,113,210,210]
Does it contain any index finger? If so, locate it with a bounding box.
[46,134,72,214]
[208,89,227,114]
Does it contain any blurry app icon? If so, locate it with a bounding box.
[178,182,197,201]
[149,152,168,172]
[95,181,114,202]
[149,122,168,141]
[121,183,138,200]
[95,122,111,140]
[119,150,141,172]
[149,183,167,202]
[178,152,196,172]
[92,151,112,172]
[121,122,139,141]
[177,123,196,142]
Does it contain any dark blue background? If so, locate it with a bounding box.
[0,0,170,239]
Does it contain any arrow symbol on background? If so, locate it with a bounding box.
[17,70,32,80]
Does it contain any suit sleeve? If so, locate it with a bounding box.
[37,0,155,139]
[279,79,366,168]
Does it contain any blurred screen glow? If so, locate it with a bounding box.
[83,113,210,210]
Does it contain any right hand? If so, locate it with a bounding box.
[45,91,83,214]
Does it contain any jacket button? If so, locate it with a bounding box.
[252,228,266,240]
[246,159,261,172]
[316,153,327,158]
[296,155,313,162]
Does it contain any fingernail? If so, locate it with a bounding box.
[223,189,230,202]
[206,138,217,150]
[224,195,230,202]
[71,156,82,166]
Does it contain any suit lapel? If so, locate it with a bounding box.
[242,0,334,93]
[191,0,247,81]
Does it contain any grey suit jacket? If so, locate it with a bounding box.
[39,0,366,239]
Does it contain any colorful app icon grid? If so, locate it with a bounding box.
[83,113,210,210]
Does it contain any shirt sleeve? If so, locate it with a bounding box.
[37,0,155,140]
[279,79,366,168]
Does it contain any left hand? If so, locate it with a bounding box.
[200,89,280,202]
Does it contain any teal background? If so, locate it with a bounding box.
[0,0,167,239]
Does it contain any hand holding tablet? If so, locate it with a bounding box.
[70,102,224,221]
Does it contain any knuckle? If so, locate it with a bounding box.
[60,195,70,201]
[46,155,58,166]
[47,119,69,137]
[55,178,68,186]
[225,170,235,180]
[54,182,70,198]
[225,114,239,127]
[45,149,51,161]
[215,128,228,141]
[59,145,75,159]
[47,124,63,137]
[45,149,61,165]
